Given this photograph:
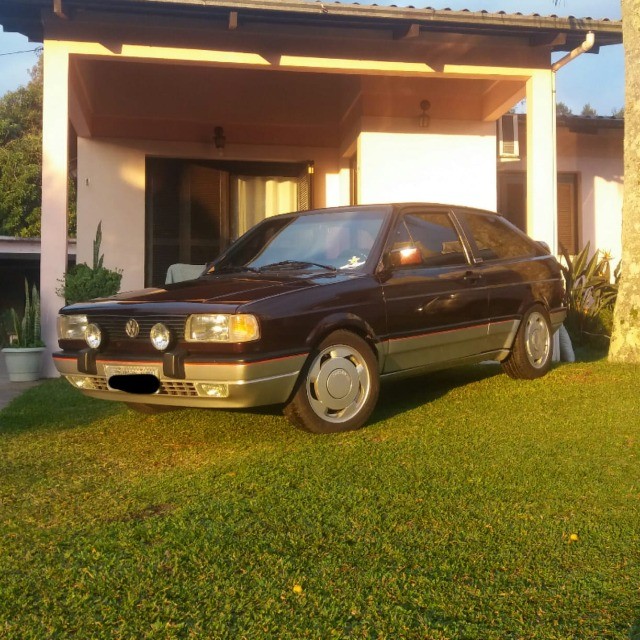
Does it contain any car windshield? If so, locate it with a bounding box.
[214,209,388,272]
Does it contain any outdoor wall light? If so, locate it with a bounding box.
[420,100,431,128]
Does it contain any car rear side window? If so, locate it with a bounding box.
[459,212,538,261]
[393,211,468,267]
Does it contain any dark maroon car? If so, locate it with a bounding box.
[55,204,566,433]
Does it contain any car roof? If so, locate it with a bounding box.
[289,203,501,218]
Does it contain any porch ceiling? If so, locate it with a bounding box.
[69,57,524,146]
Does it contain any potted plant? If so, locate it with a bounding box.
[1,280,45,382]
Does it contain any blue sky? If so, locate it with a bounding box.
[0,0,624,115]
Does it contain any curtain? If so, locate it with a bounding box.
[232,176,298,239]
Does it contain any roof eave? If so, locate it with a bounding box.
[0,0,623,48]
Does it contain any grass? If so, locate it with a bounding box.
[1,359,639,639]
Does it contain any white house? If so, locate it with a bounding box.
[0,0,623,375]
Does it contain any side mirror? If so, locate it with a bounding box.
[387,245,423,268]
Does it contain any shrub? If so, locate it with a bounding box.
[57,222,122,304]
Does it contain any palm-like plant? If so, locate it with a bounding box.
[9,279,44,348]
[560,242,620,345]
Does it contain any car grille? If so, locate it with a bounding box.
[78,375,199,397]
[88,315,186,341]
[161,381,199,397]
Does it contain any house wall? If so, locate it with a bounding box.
[76,138,345,291]
[557,128,623,262]
[499,124,624,261]
[78,116,497,293]
[357,118,497,209]
[38,23,557,375]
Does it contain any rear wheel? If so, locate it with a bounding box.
[284,330,380,434]
[502,304,553,379]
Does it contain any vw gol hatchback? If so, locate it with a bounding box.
[55,204,566,433]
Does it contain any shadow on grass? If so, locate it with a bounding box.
[1,363,502,439]
[0,378,121,434]
[573,345,609,363]
[371,363,502,424]
[240,363,504,428]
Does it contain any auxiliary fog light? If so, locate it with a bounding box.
[68,375,97,390]
[150,323,171,351]
[85,324,102,349]
[195,382,230,398]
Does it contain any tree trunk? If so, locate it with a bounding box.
[609,0,640,362]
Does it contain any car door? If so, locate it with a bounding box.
[452,209,549,353]
[380,207,490,374]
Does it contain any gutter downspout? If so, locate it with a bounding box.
[548,31,596,254]
[551,31,595,72]
[549,32,594,362]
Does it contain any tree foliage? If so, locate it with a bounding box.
[580,103,598,118]
[556,101,573,116]
[0,58,43,237]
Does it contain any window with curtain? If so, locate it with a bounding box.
[146,159,312,286]
[231,176,298,240]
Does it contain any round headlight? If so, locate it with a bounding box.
[150,323,171,351]
[85,323,102,349]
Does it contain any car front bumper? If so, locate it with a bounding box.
[53,351,307,409]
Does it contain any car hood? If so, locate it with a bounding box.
[63,272,356,314]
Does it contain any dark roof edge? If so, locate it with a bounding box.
[125,0,623,31]
[0,0,623,46]
[512,113,624,130]
[557,114,624,130]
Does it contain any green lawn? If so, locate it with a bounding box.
[1,359,639,639]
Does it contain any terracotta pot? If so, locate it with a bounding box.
[1,347,45,382]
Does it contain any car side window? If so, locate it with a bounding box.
[392,211,468,267]
[458,212,538,261]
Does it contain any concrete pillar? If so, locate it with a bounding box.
[41,43,69,377]
[526,70,557,251]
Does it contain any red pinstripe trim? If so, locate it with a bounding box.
[96,359,163,366]
[388,322,489,343]
[55,353,308,367]
[187,352,307,366]
[491,318,519,325]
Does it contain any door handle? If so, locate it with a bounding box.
[463,270,482,284]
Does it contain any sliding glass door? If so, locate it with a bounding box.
[145,159,312,286]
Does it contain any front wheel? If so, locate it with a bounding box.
[284,330,380,434]
[502,304,553,380]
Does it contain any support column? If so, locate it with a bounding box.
[525,70,557,251]
[41,43,69,377]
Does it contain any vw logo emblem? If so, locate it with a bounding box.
[125,319,140,338]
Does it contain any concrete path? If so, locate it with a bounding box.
[0,376,41,411]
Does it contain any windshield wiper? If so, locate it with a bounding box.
[258,260,338,273]
[210,265,259,274]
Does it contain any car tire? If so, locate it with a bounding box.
[125,403,178,414]
[284,330,380,434]
[502,304,553,380]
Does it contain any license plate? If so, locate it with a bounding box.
[104,365,160,379]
